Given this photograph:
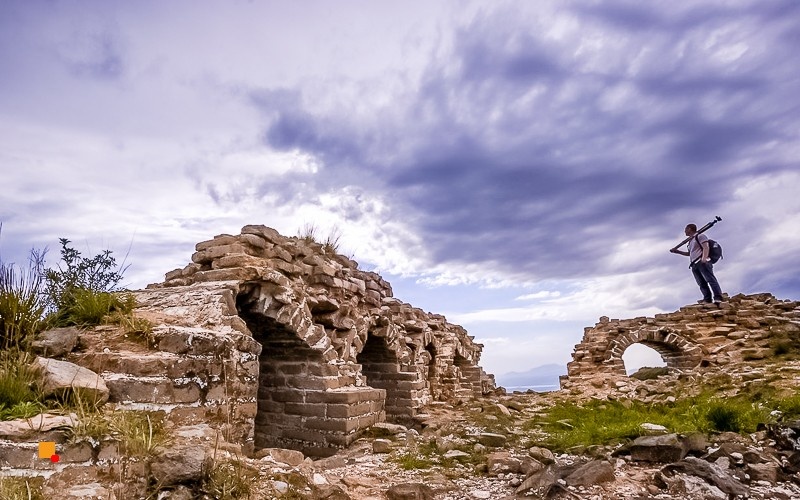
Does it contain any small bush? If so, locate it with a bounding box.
[297,223,342,254]
[61,389,109,442]
[297,223,319,244]
[42,238,128,322]
[770,329,800,358]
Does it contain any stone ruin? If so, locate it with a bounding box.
[98,225,496,457]
[560,292,800,394]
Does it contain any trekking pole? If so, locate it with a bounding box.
[669,215,722,253]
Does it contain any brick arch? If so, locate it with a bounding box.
[236,281,333,358]
[236,281,385,457]
[608,329,703,375]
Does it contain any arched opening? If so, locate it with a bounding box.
[451,352,481,399]
[235,284,389,456]
[425,343,438,398]
[357,334,421,422]
[623,343,668,376]
[237,306,326,452]
[357,334,399,386]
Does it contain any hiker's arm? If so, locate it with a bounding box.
[670,248,689,256]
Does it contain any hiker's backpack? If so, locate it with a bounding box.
[707,239,723,263]
[694,236,723,263]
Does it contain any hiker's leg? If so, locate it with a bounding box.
[692,265,712,302]
[698,262,723,302]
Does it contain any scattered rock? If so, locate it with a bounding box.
[254,447,305,466]
[386,482,435,500]
[478,432,507,447]
[659,457,749,497]
[528,446,555,464]
[640,422,668,435]
[372,439,393,454]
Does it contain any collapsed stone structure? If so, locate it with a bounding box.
[119,225,495,457]
[561,293,800,392]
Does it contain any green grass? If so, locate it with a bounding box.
[0,350,44,420]
[776,393,800,419]
[524,393,777,452]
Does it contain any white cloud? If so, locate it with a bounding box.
[515,291,561,301]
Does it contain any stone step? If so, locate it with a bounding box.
[69,350,226,379]
[103,373,207,404]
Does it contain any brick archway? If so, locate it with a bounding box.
[608,329,703,375]
[563,315,709,389]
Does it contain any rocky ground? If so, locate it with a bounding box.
[13,386,799,500]
[5,325,800,498]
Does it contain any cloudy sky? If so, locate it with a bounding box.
[2,0,799,380]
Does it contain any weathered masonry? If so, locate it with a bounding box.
[560,293,800,392]
[130,225,494,457]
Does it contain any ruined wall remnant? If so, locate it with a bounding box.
[561,293,800,395]
[128,225,494,457]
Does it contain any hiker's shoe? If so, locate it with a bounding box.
[697,299,712,304]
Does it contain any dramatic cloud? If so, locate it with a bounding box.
[2,0,799,375]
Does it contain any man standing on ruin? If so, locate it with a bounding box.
[670,223,724,304]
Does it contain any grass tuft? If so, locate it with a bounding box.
[0,477,45,500]
[0,252,46,351]
[110,410,169,457]
[393,450,435,470]
[0,350,44,420]
[203,458,258,499]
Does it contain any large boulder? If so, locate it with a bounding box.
[32,327,80,357]
[150,444,210,486]
[35,357,109,403]
[627,434,688,462]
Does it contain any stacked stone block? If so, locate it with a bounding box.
[139,224,494,455]
[561,293,800,392]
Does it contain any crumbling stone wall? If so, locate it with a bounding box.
[561,293,800,392]
[132,225,494,456]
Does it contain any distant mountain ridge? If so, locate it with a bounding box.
[495,363,566,389]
